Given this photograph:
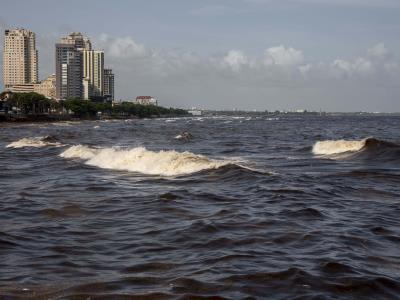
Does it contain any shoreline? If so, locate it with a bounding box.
[0,113,189,123]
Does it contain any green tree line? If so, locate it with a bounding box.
[0,92,188,118]
[1,92,60,114]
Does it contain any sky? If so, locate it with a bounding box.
[1,0,400,111]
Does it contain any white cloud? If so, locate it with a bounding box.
[222,50,249,71]
[299,63,312,75]
[263,45,304,67]
[99,34,147,58]
[367,43,390,60]
[9,32,397,111]
[331,57,373,77]
[93,37,398,108]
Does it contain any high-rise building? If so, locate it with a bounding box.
[82,50,104,99]
[55,43,83,99]
[103,69,114,102]
[55,32,91,100]
[3,28,38,89]
[59,32,91,50]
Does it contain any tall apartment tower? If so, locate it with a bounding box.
[82,50,104,99]
[103,69,114,102]
[3,28,38,89]
[59,32,91,50]
[55,32,91,100]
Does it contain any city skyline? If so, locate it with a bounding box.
[1,0,400,111]
[2,29,114,102]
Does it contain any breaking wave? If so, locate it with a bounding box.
[312,139,366,155]
[312,138,400,158]
[60,145,233,176]
[6,136,62,149]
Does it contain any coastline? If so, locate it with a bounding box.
[0,113,189,123]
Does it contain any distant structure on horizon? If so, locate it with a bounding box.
[3,28,38,90]
[135,96,157,105]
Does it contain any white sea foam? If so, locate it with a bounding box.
[312,139,367,155]
[6,137,62,149]
[60,145,232,176]
[52,121,79,127]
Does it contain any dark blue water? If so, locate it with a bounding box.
[1,114,400,299]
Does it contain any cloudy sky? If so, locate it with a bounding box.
[1,0,400,111]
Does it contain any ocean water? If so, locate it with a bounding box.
[1,114,400,299]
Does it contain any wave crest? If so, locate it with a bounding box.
[60,145,232,176]
[312,138,399,156]
[6,136,62,149]
[312,139,366,155]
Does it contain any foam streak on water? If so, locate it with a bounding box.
[6,136,62,149]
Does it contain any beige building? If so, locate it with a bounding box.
[11,74,56,99]
[82,50,104,99]
[34,74,56,98]
[3,28,38,89]
[9,84,35,93]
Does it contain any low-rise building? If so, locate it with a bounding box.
[135,96,157,105]
[9,84,35,93]
[9,74,56,98]
[35,74,56,98]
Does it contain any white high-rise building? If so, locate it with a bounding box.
[3,28,38,89]
[82,50,104,99]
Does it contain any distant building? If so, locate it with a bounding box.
[9,74,56,99]
[82,50,104,99]
[3,28,38,90]
[55,43,83,99]
[35,74,56,98]
[9,84,35,93]
[55,32,91,100]
[103,69,114,102]
[135,96,157,105]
